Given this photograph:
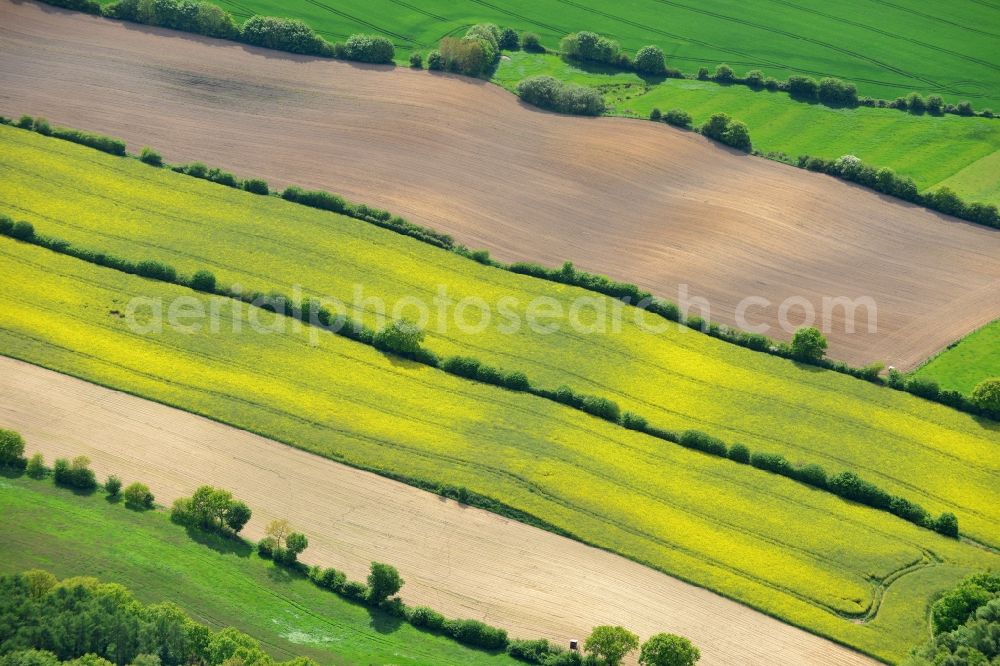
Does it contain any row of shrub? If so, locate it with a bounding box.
[1,430,156,509]
[515,75,606,116]
[794,153,1000,228]
[2,116,998,421]
[15,115,125,156]
[88,0,394,63]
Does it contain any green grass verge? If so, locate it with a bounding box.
[1,182,999,661]
[0,475,521,666]
[912,320,1000,395]
[493,52,1000,205]
[178,0,1000,107]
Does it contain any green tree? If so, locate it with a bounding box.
[105,475,122,497]
[498,27,519,50]
[790,327,827,362]
[584,626,640,666]
[122,482,155,509]
[722,120,751,151]
[25,454,46,479]
[971,378,1000,412]
[266,519,292,548]
[373,319,425,354]
[699,112,731,141]
[0,429,25,467]
[225,501,252,533]
[367,562,404,604]
[639,633,700,666]
[713,64,734,82]
[634,45,666,74]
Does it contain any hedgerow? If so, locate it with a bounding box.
[516,76,606,116]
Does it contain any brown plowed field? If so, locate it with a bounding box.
[0,0,997,370]
[0,356,879,666]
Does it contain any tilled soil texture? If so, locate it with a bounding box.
[0,0,997,371]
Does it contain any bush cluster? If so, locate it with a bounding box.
[516,75,606,116]
[908,572,1000,665]
[171,485,252,534]
[104,0,239,39]
[52,456,97,491]
[560,31,623,66]
[699,112,752,152]
[38,0,101,13]
[238,15,329,55]
[343,34,395,64]
[0,429,27,470]
[441,356,531,391]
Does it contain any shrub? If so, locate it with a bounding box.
[516,76,605,115]
[790,327,827,361]
[26,453,46,479]
[787,75,818,100]
[344,34,395,64]
[139,147,162,166]
[634,45,666,74]
[699,112,730,140]
[285,532,309,558]
[341,580,369,602]
[240,16,330,56]
[728,443,750,464]
[499,27,519,50]
[122,482,154,509]
[696,67,710,80]
[507,639,561,662]
[367,562,404,604]
[679,430,727,457]
[104,475,122,497]
[37,0,101,13]
[721,120,751,151]
[926,186,966,217]
[16,114,35,129]
[817,77,857,106]
[439,35,494,76]
[763,76,780,90]
[49,127,126,156]
[956,101,975,116]
[135,259,178,282]
[621,412,648,431]
[53,456,97,491]
[242,178,269,195]
[407,605,447,631]
[225,501,252,533]
[663,108,692,128]
[749,452,791,475]
[314,567,346,591]
[373,319,425,355]
[409,52,423,68]
[521,32,543,52]
[7,219,34,241]
[578,395,620,422]
[793,463,828,488]
[713,63,734,82]
[971,378,1000,412]
[0,430,26,467]
[189,269,216,292]
[906,92,926,114]
[205,167,238,187]
[281,185,348,214]
[445,619,508,650]
[649,107,662,121]
[32,117,52,136]
[561,31,620,65]
[257,536,277,559]
[639,633,700,666]
[906,377,940,400]
[503,371,531,391]
[585,626,639,666]
[933,512,959,537]
[828,471,891,510]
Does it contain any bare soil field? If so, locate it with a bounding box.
[0,356,879,666]
[0,1,997,369]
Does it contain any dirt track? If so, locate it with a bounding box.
[1,0,998,369]
[0,356,877,666]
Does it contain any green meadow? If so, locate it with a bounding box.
[199,0,1000,106]
[912,320,1000,395]
[0,476,520,666]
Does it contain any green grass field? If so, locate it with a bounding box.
[0,476,520,666]
[494,52,1000,204]
[1,128,999,661]
[194,0,1000,107]
[912,320,1000,395]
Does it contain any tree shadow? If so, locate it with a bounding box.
[183,524,252,558]
[366,606,405,634]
